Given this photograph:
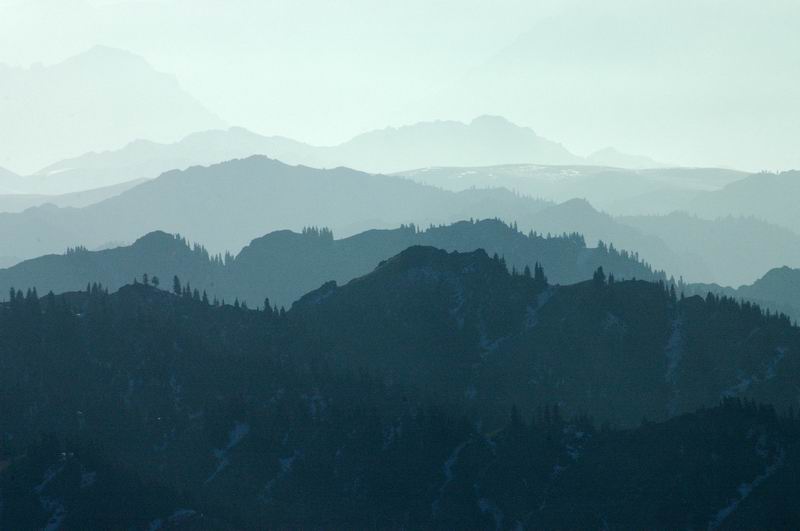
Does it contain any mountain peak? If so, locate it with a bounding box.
[469,114,518,129]
[131,231,186,250]
[64,45,151,70]
[374,245,492,275]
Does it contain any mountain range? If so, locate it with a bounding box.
[0,219,664,309]
[2,246,799,527]
[619,212,800,286]
[4,155,797,287]
[13,114,667,196]
[0,156,690,274]
[397,164,746,215]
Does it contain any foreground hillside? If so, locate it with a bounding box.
[0,219,664,308]
[2,247,799,527]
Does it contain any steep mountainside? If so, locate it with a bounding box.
[1,248,799,527]
[0,219,663,309]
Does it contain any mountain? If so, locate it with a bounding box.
[292,247,799,424]
[2,249,800,527]
[397,163,746,215]
[687,171,800,235]
[586,146,665,169]
[23,116,678,195]
[0,46,224,175]
[0,219,664,309]
[21,116,583,195]
[0,179,145,213]
[323,115,583,173]
[9,155,785,287]
[23,127,315,195]
[619,212,800,286]
[0,156,691,276]
[0,155,547,263]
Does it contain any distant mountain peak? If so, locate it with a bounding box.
[469,114,517,128]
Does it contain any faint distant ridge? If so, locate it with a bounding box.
[0,179,146,213]
[0,45,225,175]
[687,170,800,235]
[586,146,666,169]
[22,115,674,194]
[328,114,584,172]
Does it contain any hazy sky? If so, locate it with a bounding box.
[1,0,798,171]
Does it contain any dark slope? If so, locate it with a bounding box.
[2,250,800,527]
[292,247,800,426]
[688,266,800,325]
[0,219,664,308]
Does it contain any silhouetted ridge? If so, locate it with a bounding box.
[0,218,663,308]
[373,245,493,276]
[130,230,186,249]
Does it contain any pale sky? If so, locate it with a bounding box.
[1,0,798,171]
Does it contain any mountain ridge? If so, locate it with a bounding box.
[0,218,665,308]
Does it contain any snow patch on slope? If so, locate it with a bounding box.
[205,421,250,483]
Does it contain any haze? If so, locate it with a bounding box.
[1,0,798,173]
